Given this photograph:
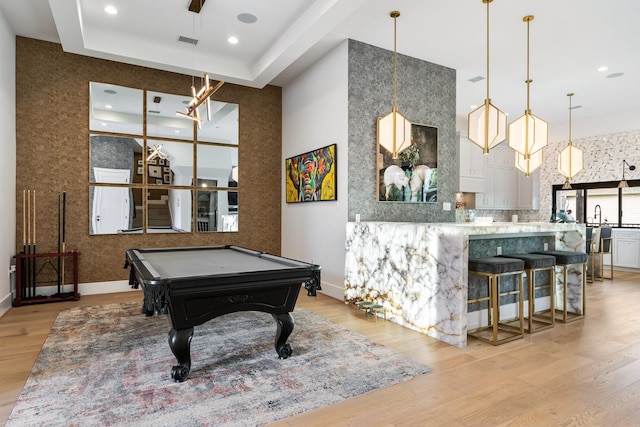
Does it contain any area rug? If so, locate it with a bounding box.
[7,302,431,426]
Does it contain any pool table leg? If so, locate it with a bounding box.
[168,327,194,382]
[272,312,295,359]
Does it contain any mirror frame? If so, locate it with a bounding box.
[88,82,239,235]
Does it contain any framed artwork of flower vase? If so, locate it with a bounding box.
[377,123,438,202]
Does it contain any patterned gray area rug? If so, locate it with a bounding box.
[7,302,431,426]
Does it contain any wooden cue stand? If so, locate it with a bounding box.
[12,251,81,306]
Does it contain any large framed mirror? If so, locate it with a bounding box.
[89,82,239,235]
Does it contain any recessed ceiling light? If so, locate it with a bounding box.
[597,66,608,72]
[227,36,239,45]
[174,130,180,134]
[470,105,477,109]
[237,13,257,24]
[101,122,107,126]
[105,104,112,109]
[104,5,118,15]
[606,72,624,79]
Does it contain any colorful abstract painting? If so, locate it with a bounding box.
[286,144,337,203]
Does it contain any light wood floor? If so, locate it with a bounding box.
[2,271,640,426]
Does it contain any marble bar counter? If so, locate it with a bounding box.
[344,221,585,347]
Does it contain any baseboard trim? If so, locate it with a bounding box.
[318,281,343,301]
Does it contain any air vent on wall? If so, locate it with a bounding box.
[570,105,583,110]
[468,76,485,83]
[178,35,199,45]
[148,110,161,114]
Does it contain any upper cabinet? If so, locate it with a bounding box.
[473,143,540,210]
[458,132,485,193]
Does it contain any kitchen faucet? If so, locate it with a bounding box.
[594,204,601,226]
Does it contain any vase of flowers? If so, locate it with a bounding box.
[398,142,420,169]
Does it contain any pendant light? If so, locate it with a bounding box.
[176,0,224,128]
[509,15,548,176]
[468,0,507,155]
[558,93,584,189]
[377,11,412,160]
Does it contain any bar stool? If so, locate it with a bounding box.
[503,253,556,333]
[467,256,525,345]
[594,227,613,281]
[533,250,587,323]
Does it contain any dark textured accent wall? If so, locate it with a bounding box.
[347,40,456,222]
[16,37,282,284]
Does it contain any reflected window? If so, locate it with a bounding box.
[89,82,239,235]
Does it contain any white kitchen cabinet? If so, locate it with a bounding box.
[458,132,485,193]
[474,144,540,210]
[475,145,517,209]
[517,169,540,210]
[612,229,640,268]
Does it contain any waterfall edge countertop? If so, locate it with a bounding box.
[344,222,585,347]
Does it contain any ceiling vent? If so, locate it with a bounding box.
[468,76,485,83]
[570,105,583,110]
[178,36,199,45]
[148,110,161,114]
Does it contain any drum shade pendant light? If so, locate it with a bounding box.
[509,15,548,176]
[468,0,507,155]
[377,11,412,160]
[558,93,584,189]
[176,0,224,128]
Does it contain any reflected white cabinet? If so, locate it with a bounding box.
[458,132,485,193]
[613,229,640,268]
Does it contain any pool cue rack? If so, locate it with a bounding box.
[12,251,81,306]
[13,190,81,307]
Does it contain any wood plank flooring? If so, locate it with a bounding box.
[1,272,639,426]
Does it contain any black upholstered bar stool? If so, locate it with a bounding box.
[467,256,525,345]
[503,253,556,333]
[533,250,587,323]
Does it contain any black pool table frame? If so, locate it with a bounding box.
[125,245,321,382]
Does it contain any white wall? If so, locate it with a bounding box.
[549,106,640,142]
[282,41,348,300]
[0,9,16,316]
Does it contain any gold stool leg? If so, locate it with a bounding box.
[492,275,499,344]
[527,269,534,333]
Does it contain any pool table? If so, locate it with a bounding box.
[124,245,321,382]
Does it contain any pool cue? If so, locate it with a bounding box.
[57,192,61,294]
[33,190,37,297]
[61,191,67,292]
[21,190,26,300]
[27,190,32,298]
